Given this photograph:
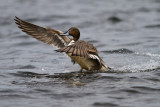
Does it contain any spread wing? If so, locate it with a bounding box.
[56,40,99,59]
[14,16,71,48]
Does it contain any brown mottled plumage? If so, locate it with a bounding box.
[56,40,98,58]
[14,16,110,72]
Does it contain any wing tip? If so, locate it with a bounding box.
[14,16,22,26]
[14,16,19,22]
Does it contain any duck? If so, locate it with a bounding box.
[14,16,111,72]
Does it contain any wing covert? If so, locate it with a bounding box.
[56,40,98,58]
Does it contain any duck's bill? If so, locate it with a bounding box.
[60,31,70,36]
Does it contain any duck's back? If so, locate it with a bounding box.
[56,40,109,71]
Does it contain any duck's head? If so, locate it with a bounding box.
[60,27,80,41]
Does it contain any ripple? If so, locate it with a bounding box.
[25,15,76,22]
[100,75,122,82]
[9,71,102,86]
[11,34,30,39]
[87,40,99,43]
[78,21,97,28]
[138,7,151,12]
[109,96,126,100]
[4,50,22,55]
[34,89,52,93]
[132,86,160,92]
[145,24,160,28]
[102,48,134,54]
[9,71,48,78]
[0,74,6,77]
[19,65,36,69]
[96,44,106,48]
[107,16,123,24]
[47,72,100,79]
[119,89,141,94]
[155,72,160,76]
[145,78,160,82]
[93,102,119,107]
[0,94,33,99]
[46,92,94,99]
[0,17,11,25]
[54,22,72,28]
[9,65,36,70]
[120,42,142,46]
[14,41,38,46]
[0,89,16,93]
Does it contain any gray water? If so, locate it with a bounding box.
[0,0,160,107]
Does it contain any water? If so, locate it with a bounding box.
[0,0,160,107]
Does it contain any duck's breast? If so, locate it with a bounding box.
[68,53,101,71]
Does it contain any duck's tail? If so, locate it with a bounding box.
[99,58,112,72]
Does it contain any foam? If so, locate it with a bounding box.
[117,60,160,72]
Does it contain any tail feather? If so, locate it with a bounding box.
[99,58,111,71]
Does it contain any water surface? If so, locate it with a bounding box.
[0,0,160,107]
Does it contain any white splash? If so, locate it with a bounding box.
[135,52,160,57]
[118,60,160,72]
[144,53,160,57]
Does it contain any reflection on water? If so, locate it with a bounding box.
[0,0,160,107]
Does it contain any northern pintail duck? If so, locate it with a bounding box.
[14,17,111,72]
